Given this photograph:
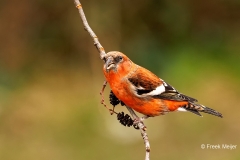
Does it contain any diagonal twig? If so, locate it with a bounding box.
[74,0,115,114]
[73,0,106,60]
[125,106,150,160]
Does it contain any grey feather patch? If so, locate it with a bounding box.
[181,104,203,117]
[183,103,223,118]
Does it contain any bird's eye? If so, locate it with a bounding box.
[116,56,123,62]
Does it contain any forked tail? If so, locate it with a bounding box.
[181,103,223,118]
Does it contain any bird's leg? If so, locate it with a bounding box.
[125,106,149,126]
[125,106,147,131]
[100,80,117,115]
[133,115,150,125]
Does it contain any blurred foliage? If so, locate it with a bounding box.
[0,0,240,160]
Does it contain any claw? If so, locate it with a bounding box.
[133,116,150,125]
[132,116,149,131]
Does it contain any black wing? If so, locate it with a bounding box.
[127,67,197,103]
[154,82,198,103]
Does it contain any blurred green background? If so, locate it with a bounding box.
[0,0,239,159]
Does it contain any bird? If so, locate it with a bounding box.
[102,51,223,119]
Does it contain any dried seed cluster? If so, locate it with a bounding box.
[109,91,138,129]
[117,112,134,127]
[109,90,120,106]
[109,91,125,106]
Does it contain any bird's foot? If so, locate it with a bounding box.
[133,116,149,130]
[133,115,149,124]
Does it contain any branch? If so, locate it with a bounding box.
[125,106,150,160]
[73,1,150,160]
[74,0,106,59]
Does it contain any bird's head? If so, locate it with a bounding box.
[103,51,133,75]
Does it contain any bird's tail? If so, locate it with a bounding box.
[182,103,223,118]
